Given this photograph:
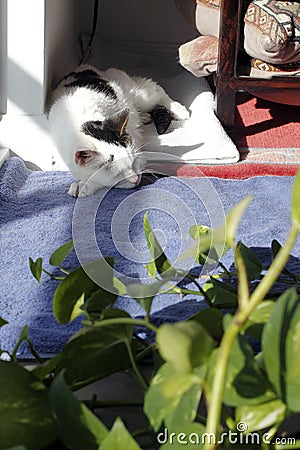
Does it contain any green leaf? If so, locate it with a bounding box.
[271,239,282,259]
[271,239,300,282]
[127,281,159,316]
[99,309,135,341]
[81,289,117,320]
[11,325,31,360]
[29,257,43,283]
[53,262,112,323]
[99,418,142,450]
[189,225,210,241]
[10,326,42,362]
[56,327,133,389]
[207,325,276,407]
[235,242,263,281]
[262,288,300,411]
[127,278,173,316]
[0,317,8,328]
[189,225,230,265]
[247,301,274,326]
[236,398,286,432]
[32,354,61,381]
[53,267,91,323]
[0,361,57,449]
[291,168,300,228]
[189,308,224,340]
[49,240,74,267]
[50,373,108,450]
[164,382,202,432]
[157,321,215,375]
[100,308,132,321]
[113,276,127,295]
[83,258,116,293]
[144,363,182,431]
[143,211,176,278]
[144,363,201,432]
[203,278,238,308]
[183,196,252,262]
[161,373,199,399]
[225,196,253,246]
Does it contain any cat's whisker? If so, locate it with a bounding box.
[134,140,154,154]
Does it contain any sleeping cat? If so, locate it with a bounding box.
[48,65,190,197]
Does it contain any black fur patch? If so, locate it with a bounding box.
[64,69,117,99]
[151,105,172,134]
[81,120,131,147]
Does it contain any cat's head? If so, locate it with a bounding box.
[74,109,143,189]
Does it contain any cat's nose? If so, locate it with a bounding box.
[127,174,141,186]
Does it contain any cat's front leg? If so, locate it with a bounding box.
[169,101,190,121]
[68,180,100,198]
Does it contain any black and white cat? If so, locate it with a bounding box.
[48,65,190,197]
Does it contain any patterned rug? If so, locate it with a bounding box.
[177,94,300,179]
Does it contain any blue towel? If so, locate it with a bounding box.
[0,158,299,359]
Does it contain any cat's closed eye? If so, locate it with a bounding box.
[80,151,90,159]
[75,149,96,166]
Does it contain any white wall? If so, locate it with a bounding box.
[6,0,45,116]
[3,0,196,115]
[5,0,80,115]
[44,0,81,96]
[79,0,196,45]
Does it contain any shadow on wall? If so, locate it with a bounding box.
[7,58,45,118]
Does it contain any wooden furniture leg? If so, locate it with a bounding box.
[215,0,300,133]
[215,0,240,133]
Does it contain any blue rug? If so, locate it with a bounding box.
[0,157,299,359]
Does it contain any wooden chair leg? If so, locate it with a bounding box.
[215,0,241,133]
[215,84,236,134]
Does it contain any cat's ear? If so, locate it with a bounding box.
[108,108,130,136]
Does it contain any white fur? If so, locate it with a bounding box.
[48,65,189,197]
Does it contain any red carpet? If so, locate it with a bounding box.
[180,94,300,179]
[235,94,300,152]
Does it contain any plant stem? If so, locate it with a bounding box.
[83,317,158,333]
[42,268,65,281]
[205,321,240,450]
[186,274,213,306]
[27,340,44,364]
[59,266,70,275]
[217,261,231,276]
[125,341,149,390]
[136,343,155,362]
[165,286,204,296]
[235,245,250,311]
[204,224,299,450]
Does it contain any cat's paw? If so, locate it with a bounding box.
[68,181,80,197]
[68,181,98,197]
[170,102,190,121]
